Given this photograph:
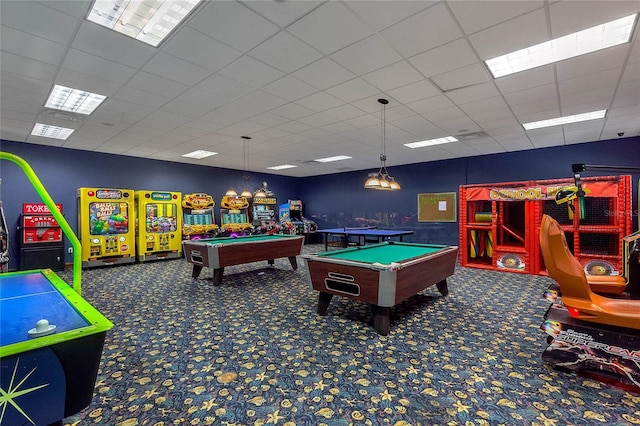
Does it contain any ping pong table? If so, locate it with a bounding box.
[316,227,414,251]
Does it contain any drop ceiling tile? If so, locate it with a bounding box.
[0,86,45,109]
[409,38,478,78]
[558,69,621,97]
[162,27,242,73]
[512,99,561,119]
[159,100,207,120]
[323,104,368,121]
[295,92,345,112]
[61,48,137,85]
[549,1,640,37]
[391,115,440,137]
[287,2,372,55]
[469,9,548,60]
[142,52,212,86]
[459,96,509,115]
[113,85,171,109]
[555,45,629,81]
[362,61,423,91]
[621,61,640,83]
[249,31,323,73]
[445,82,501,105]
[297,113,340,128]
[127,71,189,99]
[262,76,318,102]
[271,103,316,120]
[431,63,491,92]
[503,83,557,106]
[101,98,154,117]
[330,35,403,76]
[345,1,436,31]
[277,120,313,134]
[560,85,617,109]
[54,68,121,98]
[0,26,67,65]
[0,51,58,83]
[174,88,228,111]
[325,78,380,103]
[249,112,291,127]
[387,79,441,104]
[71,22,156,69]
[293,58,356,90]
[1,1,78,43]
[187,1,279,52]
[495,65,556,94]
[196,74,254,100]
[408,94,455,114]
[218,55,284,88]
[239,1,324,28]
[379,3,462,57]
[448,0,544,35]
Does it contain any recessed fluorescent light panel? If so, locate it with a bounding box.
[267,165,297,170]
[486,13,637,78]
[45,85,107,115]
[31,123,75,140]
[404,136,458,148]
[522,110,607,130]
[182,150,217,159]
[314,155,352,163]
[87,0,203,47]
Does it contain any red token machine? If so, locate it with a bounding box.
[77,187,135,268]
[135,190,183,262]
[18,203,65,271]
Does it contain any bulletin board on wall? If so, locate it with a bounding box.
[417,192,457,222]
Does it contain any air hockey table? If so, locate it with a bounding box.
[0,269,113,426]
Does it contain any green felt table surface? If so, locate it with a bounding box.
[317,243,445,264]
[199,234,299,244]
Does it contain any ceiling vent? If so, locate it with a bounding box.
[457,131,489,141]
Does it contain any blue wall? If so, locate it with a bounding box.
[1,136,639,270]
[0,140,300,270]
[300,136,640,245]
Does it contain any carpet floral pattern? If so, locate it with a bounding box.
[59,244,640,426]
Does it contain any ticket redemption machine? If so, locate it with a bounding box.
[135,190,182,262]
[77,187,135,268]
[219,195,252,235]
[182,193,218,240]
[18,203,65,271]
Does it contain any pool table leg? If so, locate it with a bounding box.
[288,256,298,270]
[372,305,390,336]
[436,279,449,296]
[213,268,224,285]
[192,265,203,278]
[268,259,275,266]
[317,291,333,315]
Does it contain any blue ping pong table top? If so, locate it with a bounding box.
[316,228,413,236]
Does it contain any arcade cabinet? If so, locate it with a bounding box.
[219,195,252,235]
[279,200,317,240]
[135,190,183,262]
[251,182,280,234]
[18,203,65,271]
[182,193,218,240]
[77,187,135,268]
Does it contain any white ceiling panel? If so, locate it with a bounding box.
[248,31,323,73]
[379,3,462,57]
[287,2,372,55]
[447,0,543,35]
[1,0,638,177]
[187,1,279,53]
[0,25,67,65]
[330,35,403,76]
[162,27,242,73]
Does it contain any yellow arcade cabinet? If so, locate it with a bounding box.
[77,187,135,268]
[135,190,182,262]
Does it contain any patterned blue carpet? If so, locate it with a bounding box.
[59,244,640,425]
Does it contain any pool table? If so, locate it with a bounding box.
[0,269,113,426]
[183,234,305,285]
[303,242,458,335]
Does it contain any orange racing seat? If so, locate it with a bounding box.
[539,214,640,330]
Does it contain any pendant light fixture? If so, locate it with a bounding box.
[240,136,253,198]
[364,98,401,190]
